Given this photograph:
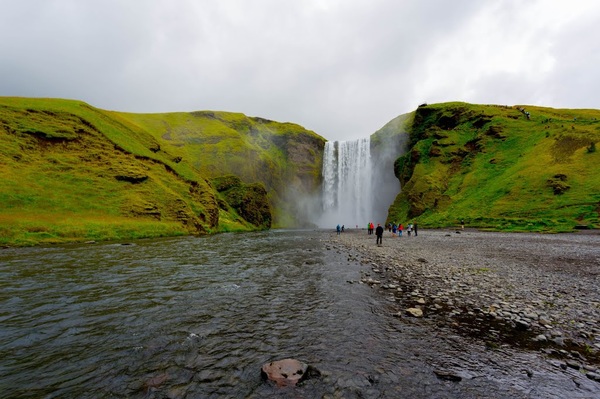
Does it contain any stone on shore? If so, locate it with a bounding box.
[332,229,600,375]
[434,369,462,381]
[586,372,600,382]
[406,308,424,317]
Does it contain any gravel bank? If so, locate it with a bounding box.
[330,228,600,378]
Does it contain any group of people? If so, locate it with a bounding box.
[371,221,418,246]
[387,222,417,237]
[335,221,419,246]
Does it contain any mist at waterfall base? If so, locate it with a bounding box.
[312,137,403,229]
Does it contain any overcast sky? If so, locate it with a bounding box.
[2,1,599,141]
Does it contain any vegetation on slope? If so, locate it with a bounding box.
[211,175,272,230]
[3,96,597,245]
[111,110,326,227]
[388,102,600,232]
[0,97,302,246]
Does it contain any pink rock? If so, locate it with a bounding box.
[261,358,308,387]
[143,372,168,392]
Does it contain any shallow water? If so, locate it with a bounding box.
[0,230,597,398]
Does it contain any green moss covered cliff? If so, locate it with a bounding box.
[2,96,598,246]
[387,102,600,232]
[0,97,324,246]
[111,110,325,226]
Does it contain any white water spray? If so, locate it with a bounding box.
[319,138,374,228]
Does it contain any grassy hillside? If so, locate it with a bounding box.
[110,110,325,226]
[388,102,600,232]
[3,96,597,245]
[0,97,316,246]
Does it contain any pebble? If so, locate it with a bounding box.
[406,308,424,318]
[586,372,600,382]
[335,229,600,368]
[534,334,547,342]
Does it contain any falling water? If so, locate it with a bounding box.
[320,138,373,228]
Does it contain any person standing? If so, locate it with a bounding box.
[407,223,412,237]
[336,224,341,235]
[375,223,384,246]
[414,222,418,237]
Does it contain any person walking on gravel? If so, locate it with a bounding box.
[375,223,384,246]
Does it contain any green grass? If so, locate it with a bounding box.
[0,97,268,246]
[2,96,598,245]
[0,96,325,246]
[388,103,600,232]
[112,109,325,226]
[0,213,187,246]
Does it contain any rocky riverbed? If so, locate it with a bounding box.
[328,228,600,382]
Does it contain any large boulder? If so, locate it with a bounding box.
[261,358,308,387]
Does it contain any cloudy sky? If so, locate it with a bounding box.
[2,0,599,141]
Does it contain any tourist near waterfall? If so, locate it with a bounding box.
[375,223,384,245]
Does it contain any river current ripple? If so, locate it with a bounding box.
[0,230,596,398]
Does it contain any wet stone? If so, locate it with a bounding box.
[515,319,530,330]
[434,370,462,382]
[566,360,582,370]
[534,334,548,342]
[586,372,600,382]
[261,359,308,387]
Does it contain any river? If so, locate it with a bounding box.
[0,230,597,398]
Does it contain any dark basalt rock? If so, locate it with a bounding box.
[434,370,462,382]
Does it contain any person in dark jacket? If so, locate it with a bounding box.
[375,223,384,245]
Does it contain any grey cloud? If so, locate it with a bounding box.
[1,1,598,140]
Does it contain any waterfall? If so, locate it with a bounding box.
[320,138,373,228]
